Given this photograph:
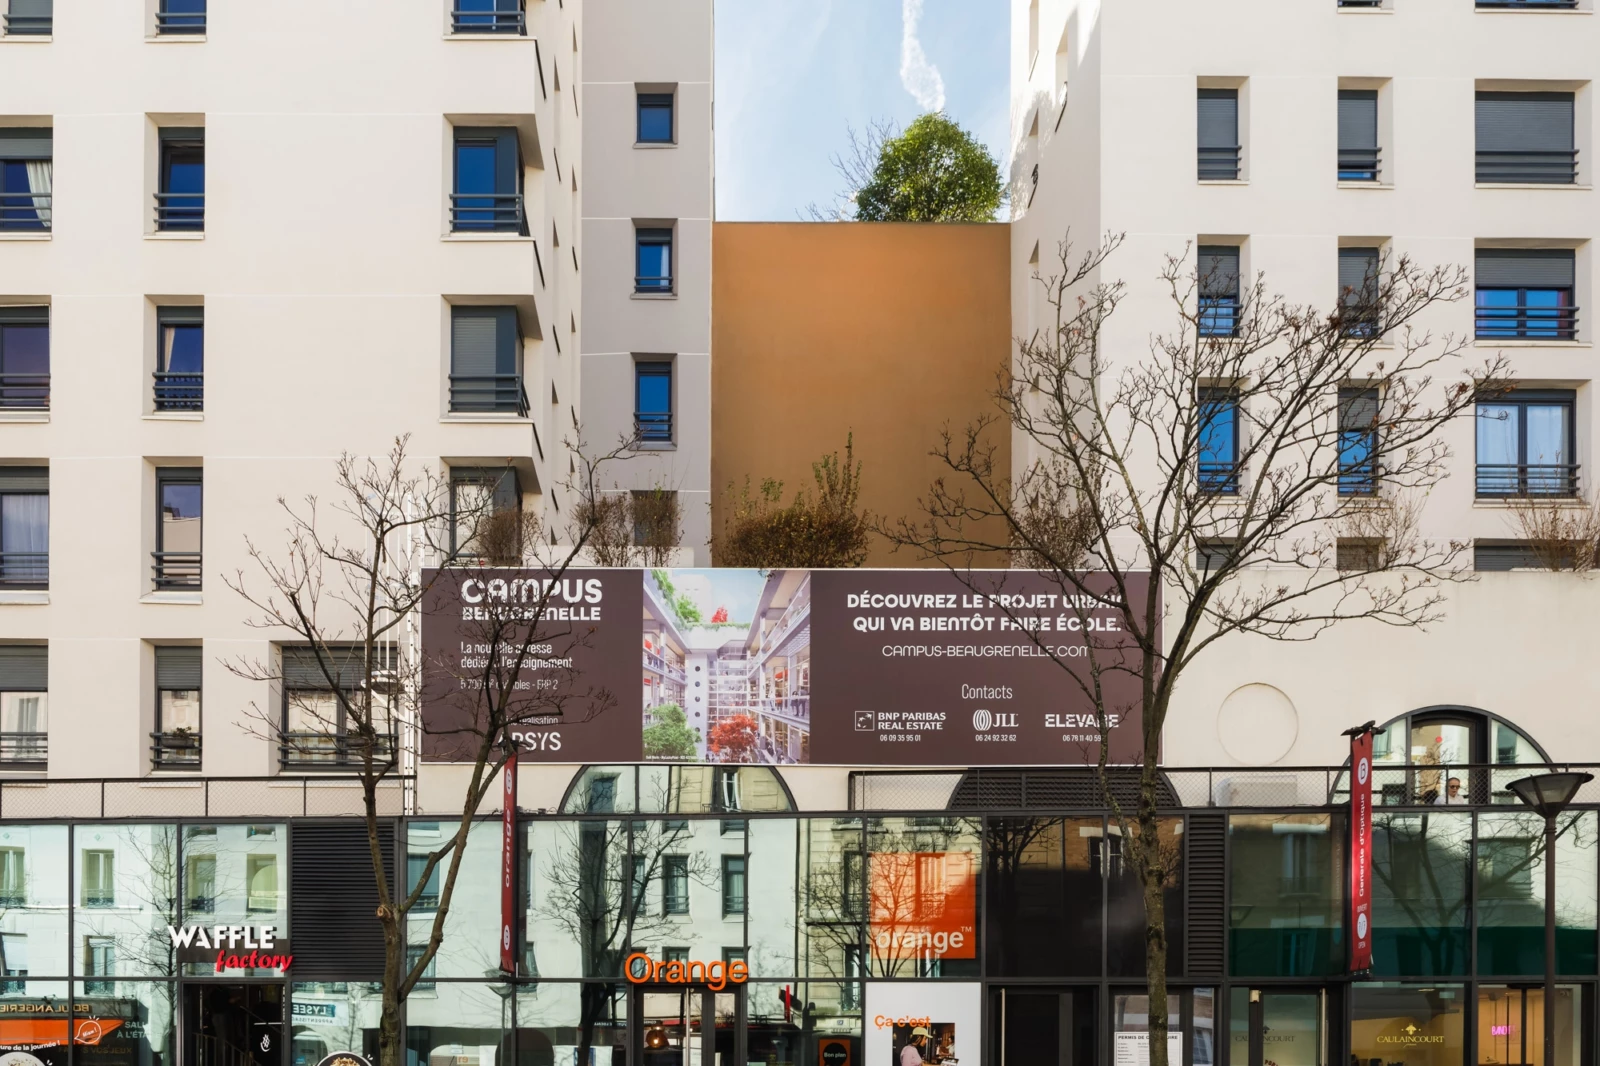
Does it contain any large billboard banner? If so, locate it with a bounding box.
[420,567,1150,767]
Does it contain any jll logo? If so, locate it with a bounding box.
[972,709,1018,730]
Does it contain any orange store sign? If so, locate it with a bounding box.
[868,851,976,960]
[625,952,749,992]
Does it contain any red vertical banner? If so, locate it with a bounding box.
[500,749,517,975]
[1349,729,1374,973]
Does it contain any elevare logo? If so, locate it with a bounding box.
[971,708,1018,731]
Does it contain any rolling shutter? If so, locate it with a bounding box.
[1474,543,1542,571]
[290,822,395,980]
[0,128,50,160]
[0,467,46,493]
[0,646,46,691]
[1337,90,1378,151]
[281,645,396,689]
[155,646,202,689]
[1476,249,1575,289]
[1184,812,1227,979]
[1197,246,1240,297]
[451,306,518,376]
[1339,247,1380,304]
[1197,89,1238,149]
[1476,92,1574,154]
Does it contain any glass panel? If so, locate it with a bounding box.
[1350,983,1465,1066]
[513,983,626,1066]
[1228,814,1343,977]
[1409,720,1473,805]
[1263,992,1322,1066]
[0,323,49,376]
[1371,812,1470,977]
[1477,403,1520,469]
[404,982,511,1066]
[863,817,981,979]
[160,324,203,374]
[1111,992,1179,1066]
[985,817,1102,977]
[1198,395,1236,479]
[1,493,48,582]
[1109,818,1183,977]
[289,983,382,1066]
[1476,289,1521,338]
[523,818,631,979]
[73,826,178,979]
[1523,288,1569,339]
[406,820,497,979]
[638,99,674,143]
[745,983,805,1064]
[1477,811,1599,977]
[159,481,201,553]
[1475,984,1582,1066]
[75,980,175,1066]
[1525,403,1570,492]
[2,692,47,737]
[799,818,862,985]
[744,819,795,978]
[180,824,287,976]
[159,689,200,733]
[0,826,65,977]
[0,980,69,1066]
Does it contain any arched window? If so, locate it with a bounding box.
[1364,707,1549,806]
[559,764,795,815]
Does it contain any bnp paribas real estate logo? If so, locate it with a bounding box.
[971,708,1018,731]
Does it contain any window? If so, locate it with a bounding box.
[1198,387,1240,493]
[586,774,617,813]
[154,467,202,590]
[1476,91,1576,184]
[4,1,51,35]
[1337,538,1383,571]
[662,854,689,915]
[1475,541,1549,571]
[0,646,46,766]
[1197,245,1241,337]
[0,848,23,906]
[1475,249,1577,340]
[451,0,524,35]
[1337,90,1380,182]
[842,945,863,1009]
[280,645,396,768]
[156,128,204,231]
[449,306,526,414]
[246,855,279,913]
[635,227,674,293]
[153,645,202,769]
[185,853,215,912]
[0,933,25,994]
[405,945,438,992]
[1196,538,1239,572]
[408,853,441,910]
[637,93,675,144]
[83,937,115,995]
[1197,89,1240,180]
[448,466,521,557]
[1475,389,1575,497]
[722,855,746,917]
[154,306,203,411]
[0,128,50,231]
[634,362,673,443]
[628,855,647,910]
[661,947,689,964]
[1338,247,1382,337]
[1339,387,1379,495]
[452,128,524,234]
[155,0,204,34]
[842,850,865,919]
[81,850,114,907]
[0,306,48,410]
[0,468,47,588]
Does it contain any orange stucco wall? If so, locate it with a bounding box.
[712,222,1012,566]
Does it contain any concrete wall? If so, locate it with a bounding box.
[711,222,1013,567]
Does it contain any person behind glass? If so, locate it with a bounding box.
[1434,777,1466,805]
[901,1027,931,1066]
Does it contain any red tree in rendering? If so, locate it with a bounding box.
[708,714,760,762]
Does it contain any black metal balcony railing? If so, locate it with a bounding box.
[634,274,673,294]
[0,732,46,766]
[1476,462,1580,497]
[1198,296,1240,338]
[1339,461,1378,496]
[450,5,526,34]
[1197,145,1241,181]
[154,192,204,231]
[449,374,530,416]
[2,12,51,33]
[1477,0,1578,7]
[0,191,49,231]
[279,731,397,771]
[0,374,49,410]
[1475,302,1579,340]
[1198,461,1240,494]
[1339,306,1383,338]
[1337,147,1381,182]
[449,193,527,234]
[153,372,203,411]
[636,411,673,444]
[155,8,206,34]
[151,731,202,770]
[1337,0,1384,7]
[0,552,47,589]
[152,551,202,590]
[1475,149,1579,184]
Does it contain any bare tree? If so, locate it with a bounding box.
[714,435,873,568]
[802,119,895,222]
[226,434,626,1066]
[1503,495,1600,571]
[578,486,683,567]
[885,234,1506,1066]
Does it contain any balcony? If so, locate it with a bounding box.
[636,411,673,444]
[0,552,47,590]
[1475,463,1580,498]
[152,551,202,590]
[0,374,48,410]
[450,3,525,34]
[153,372,203,412]
[151,731,201,770]
[449,374,529,416]
[449,193,527,234]
[1476,149,1578,184]
[154,192,204,231]
[0,732,45,768]
[1475,302,1578,340]
[1337,147,1381,182]
[1198,462,1240,494]
[1197,145,1241,181]
[0,191,49,232]
[279,731,397,771]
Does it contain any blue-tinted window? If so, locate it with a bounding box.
[157,0,205,34]
[454,0,522,34]
[158,135,204,231]
[1198,388,1239,493]
[0,162,46,232]
[635,363,672,443]
[1476,288,1573,339]
[1197,245,1241,338]
[1475,391,1575,497]
[0,315,47,410]
[452,129,522,233]
[636,228,673,292]
[1339,388,1379,495]
[637,93,674,144]
[156,309,204,412]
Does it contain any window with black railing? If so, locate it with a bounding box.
[0,128,51,231]
[451,128,526,234]
[635,226,674,293]
[451,0,525,35]
[1475,249,1577,341]
[154,306,203,411]
[155,0,204,34]
[153,468,202,590]
[152,646,201,770]
[1198,87,1241,180]
[279,645,398,770]
[1338,246,1383,338]
[1476,91,1577,184]
[1339,387,1380,496]
[1337,0,1385,7]
[0,469,47,589]
[1337,89,1380,182]
[1198,387,1240,494]
[1476,390,1578,498]
[449,465,521,557]
[1476,0,1579,8]
[1197,245,1242,339]
[0,646,45,767]
[4,0,51,35]
[635,361,673,444]
[449,306,527,414]
[0,307,49,410]
[155,128,204,231]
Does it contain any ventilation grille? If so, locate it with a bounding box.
[946,768,1180,810]
[1185,812,1227,979]
[290,821,395,980]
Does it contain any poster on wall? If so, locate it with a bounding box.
[420,567,1151,766]
[865,983,980,1066]
[1113,1031,1183,1066]
[868,851,977,965]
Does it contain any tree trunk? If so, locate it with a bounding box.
[1141,699,1170,1066]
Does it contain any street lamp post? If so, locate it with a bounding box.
[1508,771,1594,1066]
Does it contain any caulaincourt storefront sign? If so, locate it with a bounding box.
[420,567,1151,765]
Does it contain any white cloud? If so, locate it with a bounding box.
[899,0,946,113]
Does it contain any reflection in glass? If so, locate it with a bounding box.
[1371,812,1470,976]
[407,820,497,979]
[1109,818,1184,977]
[985,818,1101,977]
[863,817,981,979]
[1229,814,1343,977]
[1350,983,1464,1066]
[0,826,65,980]
[404,983,511,1066]
[289,983,382,1066]
[0,981,69,1066]
[77,980,175,1066]
[1476,984,1582,1066]
[1477,812,1598,976]
[180,824,286,977]
[514,983,626,1066]
[74,826,178,979]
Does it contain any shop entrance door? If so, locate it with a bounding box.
[181,983,284,1066]
[1235,989,1324,1066]
[991,987,1096,1065]
[634,985,743,1066]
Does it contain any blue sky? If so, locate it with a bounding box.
[714,1,1010,222]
